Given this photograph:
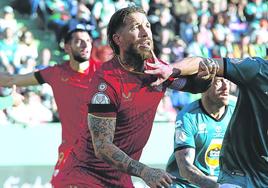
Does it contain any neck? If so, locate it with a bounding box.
[118,56,134,71]
[69,60,89,73]
[201,97,226,120]
[117,55,144,74]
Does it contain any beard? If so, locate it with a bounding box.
[72,49,89,63]
[124,43,152,72]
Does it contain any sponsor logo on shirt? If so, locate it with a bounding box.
[198,123,207,134]
[91,92,110,104]
[205,139,222,175]
[213,126,225,137]
[61,77,69,82]
[122,91,132,101]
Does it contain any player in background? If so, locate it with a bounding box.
[0,27,98,187]
[166,77,236,188]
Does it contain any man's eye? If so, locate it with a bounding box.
[131,25,138,30]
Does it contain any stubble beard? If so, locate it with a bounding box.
[124,44,152,72]
[72,49,89,63]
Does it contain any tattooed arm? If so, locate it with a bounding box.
[145,57,224,87]
[88,114,174,188]
[175,148,219,188]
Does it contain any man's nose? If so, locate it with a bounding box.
[140,26,149,37]
[80,41,87,48]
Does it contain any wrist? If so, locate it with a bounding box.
[168,67,181,82]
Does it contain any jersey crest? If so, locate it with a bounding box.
[91,92,110,104]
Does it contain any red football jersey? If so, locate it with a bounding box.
[57,57,168,187]
[36,60,98,185]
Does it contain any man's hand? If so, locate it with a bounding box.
[141,167,175,188]
[144,50,173,86]
[11,85,24,107]
[197,58,219,80]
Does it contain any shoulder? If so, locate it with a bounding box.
[178,100,201,118]
[95,58,123,81]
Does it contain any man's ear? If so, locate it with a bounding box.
[64,43,70,53]
[112,33,120,46]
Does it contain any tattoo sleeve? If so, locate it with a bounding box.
[175,149,218,188]
[88,114,146,177]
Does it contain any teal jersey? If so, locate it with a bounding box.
[221,57,268,187]
[166,99,236,187]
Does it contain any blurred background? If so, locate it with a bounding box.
[0,0,267,187]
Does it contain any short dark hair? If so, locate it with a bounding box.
[107,6,146,55]
[64,28,90,44]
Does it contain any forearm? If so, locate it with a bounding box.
[171,57,202,76]
[182,74,212,93]
[180,164,219,188]
[171,57,224,77]
[96,142,147,177]
[88,114,148,178]
[0,73,39,87]
[175,149,219,188]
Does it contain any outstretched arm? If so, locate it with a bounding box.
[0,72,39,87]
[88,114,174,188]
[145,56,224,87]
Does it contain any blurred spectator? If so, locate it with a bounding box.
[35,48,55,70]
[171,0,195,34]
[91,0,116,27]
[187,32,210,57]
[0,27,18,73]
[170,37,187,63]
[45,0,76,44]
[179,13,198,44]
[114,0,132,10]
[13,29,38,72]
[0,85,24,125]
[91,26,113,64]
[151,6,176,57]
[0,6,19,36]
[211,13,231,45]
[244,0,268,24]
[60,2,98,45]
[233,34,251,58]
[6,91,53,126]
[0,85,24,110]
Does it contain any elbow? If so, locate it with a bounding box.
[93,144,104,160]
[93,148,102,159]
[92,141,110,161]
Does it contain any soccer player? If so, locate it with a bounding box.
[0,85,24,110]
[149,56,268,188]
[54,6,219,188]
[0,28,97,186]
[166,77,236,188]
